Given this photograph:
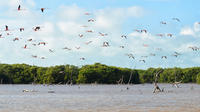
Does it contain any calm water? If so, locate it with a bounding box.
[0,84,199,112]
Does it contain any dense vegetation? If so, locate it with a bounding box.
[0,63,199,84]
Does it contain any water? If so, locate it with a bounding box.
[0,84,199,112]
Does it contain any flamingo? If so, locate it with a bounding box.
[88,19,95,22]
[172,18,180,22]
[85,41,92,45]
[13,37,19,41]
[86,30,93,33]
[80,57,85,60]
[49,49,54,53]
[79,34,83,38]
[32,55,37,58]
[38,42,47,45]
[99,32,108,36]
[156,34,164,37]
[23,44,27,49]
[18,5,21,11]
[167,33,173,37]
[121,35,127,39]
[102,42,110,47]
[139,60,145,63]
[160,21,167,25]
[143,44,149,47]
[5,25,9,31]
[75,46,81,50]
[161,56,167,59]
[126,53,135,59]
[120,46,125,48]
[84,12,91,15]
[33,26,41,31]
[20,28,24,32]
[63,47,71,50]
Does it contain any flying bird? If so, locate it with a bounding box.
[20,28,24,32]
[99,32,108,36]
[139,60,145,63]
[141,29,147,33]
[84,12,91,15]
[160,21,167,25]
[5,25,9,31]
[31,55,37,58]
[40,8,48,13]
[80,57,85,60]
[0,34,4,38]
[121,35,127,39]
[126,53,135,59]
[85,41,92,45]
[143,44,149,47]
[156,34,164,37]
[150,53,156,56]
[41,57,46,59]
[18,5,21,11]
[120,46,125,48]
[75,46,81,50]
[102,42,110,47]
[33,26,41,31]
[86,30,93,33]
[23,44,27,49]
[172,18,180,22]
[161,56,167,59]
[79,34,83,38]
[38,42,47,45]
[49,49,54,53]
[189,46,199,51]
[13,37,19,41]
[27,39,33,41]
[167,33,173,37]
[63,47,72,50]
[88,19,95,22]
[141,56,148,58]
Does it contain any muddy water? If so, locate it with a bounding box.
[0,84,199,112]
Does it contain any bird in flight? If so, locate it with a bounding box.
[167,33,173,37]
[161,56,167,59]
[172,18,180,22]
[102,42,110,47]
[139,60,145,63]
[13,37,19,41]
[121,35,127,39]
[88,19,95,22]
[126,53,135,59]
[63,47,72,51]
[80,57,85,60]
[99,32,108,36]
[20,28,25,32]
[40,8,48,13]
[85,41,92,45]
[18,5,21,11]
[160,21,167,25]
[33,26,41,31]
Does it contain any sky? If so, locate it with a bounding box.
[0,0,200,69]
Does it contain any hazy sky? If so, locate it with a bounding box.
[0,0,200,69]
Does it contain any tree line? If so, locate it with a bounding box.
[0,63,199,84]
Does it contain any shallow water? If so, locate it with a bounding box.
[0,84,199,112]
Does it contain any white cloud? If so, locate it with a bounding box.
[180,22,200,37]
[127,6,145,17]
[57,21,83,36]
[58,4,85,21]
[0,0,21,7]
[180,27,195,36]
[93,6,145,30]
[26,0,36,7]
